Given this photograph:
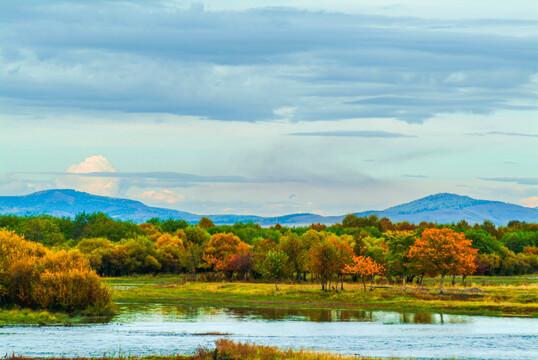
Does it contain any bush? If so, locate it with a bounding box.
[0,229,112,314]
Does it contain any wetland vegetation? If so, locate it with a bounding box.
[1,213,537,358]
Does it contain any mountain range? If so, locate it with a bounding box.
[0,189,536,226]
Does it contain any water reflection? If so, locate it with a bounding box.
[2,303,537,360]
[116,303,467,325]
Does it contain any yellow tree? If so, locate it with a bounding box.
[408,228,478,294]
[203,232,249,273]
[154,232,186,273]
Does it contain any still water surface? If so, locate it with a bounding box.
[1,304,537,359]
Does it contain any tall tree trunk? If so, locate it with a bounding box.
[402,275,407,292]
[362,278,367,291]
[439,274,445,294]
[275,279,279,291]
[370,275,375,291]
[451,275,456,286]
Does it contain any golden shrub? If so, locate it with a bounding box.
[0,229,112,313]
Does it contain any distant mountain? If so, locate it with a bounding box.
[0,190,536,226]
[0,189,200,223]
[353,193,538,226]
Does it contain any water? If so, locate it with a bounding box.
[1,304,537,359]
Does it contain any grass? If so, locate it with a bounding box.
[0,308,74,326]
[106,274,538,318]
[2,274,536,325]
[0,307,115,326]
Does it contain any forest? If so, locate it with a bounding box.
[1,212,537,313]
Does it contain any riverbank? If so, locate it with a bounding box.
[2,275,536,325]
[0,307,115,326]
[108,275,538,318]
[0,308,72,326]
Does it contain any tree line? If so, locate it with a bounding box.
[1,213,537,292]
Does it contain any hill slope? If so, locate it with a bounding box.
[355,193,538,225]
[0,190,536,226]
[0,189,200,223]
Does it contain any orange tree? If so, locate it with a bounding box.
[203,232,250,276]
[198,217,216,229]
[343,255,385,291]
[408,228,478,294]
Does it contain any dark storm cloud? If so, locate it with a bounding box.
[1,1,537,122]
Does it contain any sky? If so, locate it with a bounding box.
[1,0,537,216]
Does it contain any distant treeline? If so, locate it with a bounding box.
[1,213,537,288]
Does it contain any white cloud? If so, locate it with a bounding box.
[66,155,116,174]
[140,189,185,204]
[57,155,119,196]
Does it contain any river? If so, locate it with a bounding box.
[1,304,537,359]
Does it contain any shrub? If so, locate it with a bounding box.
[0,229,112,314]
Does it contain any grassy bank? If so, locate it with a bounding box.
[108,275,538,318]
[0,308,74,326]
[4,339,398,360]
[0,307,117,326]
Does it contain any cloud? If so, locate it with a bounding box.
[1,2,537,123]
[289,130,414,138]
[403,174,428,178]
[467,131,538,137]
[57,155,119,196]
[480,177,538,185]
[140,189,185,204]
[520,196,538,208]
[66,171,244,183]
[66,155,116,174]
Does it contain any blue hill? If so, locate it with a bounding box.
[0,190,536,226]
[354,193,538,225]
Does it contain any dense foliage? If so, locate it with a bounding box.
[1,213,537,292]
[0,229,112,313]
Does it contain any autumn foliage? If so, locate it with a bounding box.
[2,212,536,295]
[408,228,478,293]
[344,255,385,290]
[0,229,112,313]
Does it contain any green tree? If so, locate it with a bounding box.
[385,230,416,289]
[185,225,211,245]
[278,233,303,281]
[20,217,65,246]
[502,231,537,253]
[261,250,289,291]
[465,229,502,254]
